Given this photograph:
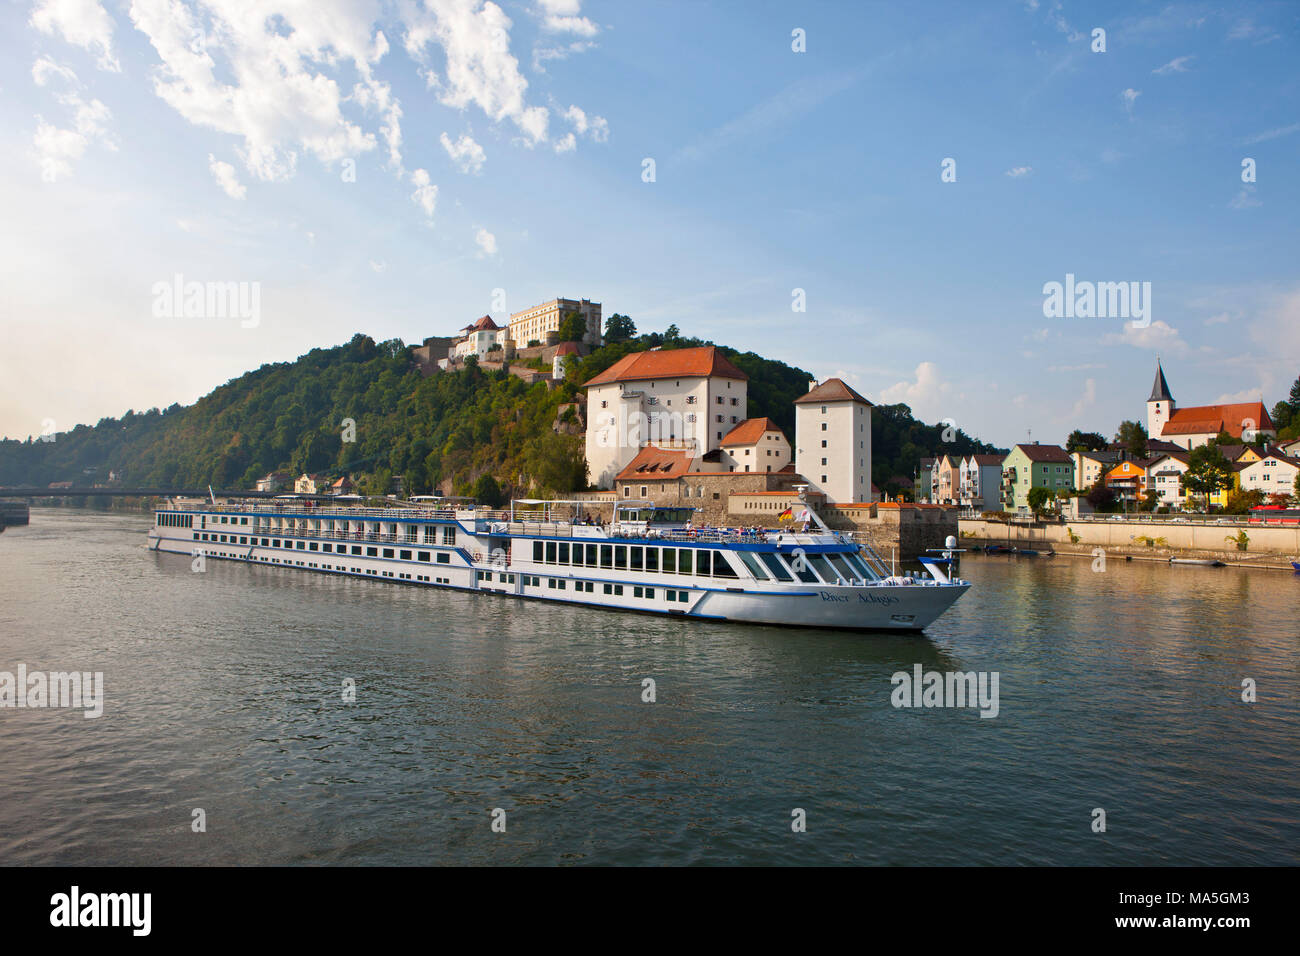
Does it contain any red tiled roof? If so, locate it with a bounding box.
[463,315,499,332]
[583,346,747,387]
[793,378,872,405]
[1013,443,1071,463]
[554,342,580,355]
[720,417,785,446]
[1161,402,1273,438]
[615,446,695,482]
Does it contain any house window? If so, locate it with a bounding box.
[821,423,827,431]
[640,486,647,497]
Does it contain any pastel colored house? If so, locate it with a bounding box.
[1103,459,1151,508]
[719,417,790,473]
[959,454,1004,513]
[1142,452,1189,509]
[1001,444,1073,513]
[1238,453,1300,499]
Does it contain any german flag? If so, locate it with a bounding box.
[777,507,794,521]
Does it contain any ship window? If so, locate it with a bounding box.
[533,541,543,562]
[630,546,643,571]
[615,546,627,570]
[558,542,570,564]
[308,542,317,551]
[437,553,450,564]
[807,554,837,583]
[677,549,692,575]
[697,550,712,576]
[645,588,655,599]
[442,527,456,546]
[736,551,769,580]
[296,541,306,550]
[634,586,643,598]
[367,547,377,556]
[418,552,430,562]
[572,544,585,567]
[790,555,819,584]
[711,551,739,579]
[323,544,332,552]
[400,550,412,560]
[662,548,676,573]
[352,546,362,555]
[546,542,557,564]
[826,554,856,581]
[645,547,659,572]
[758,552,794,582]
[603,583,612,595]
[600,545,613,569]
[272,539,279,547]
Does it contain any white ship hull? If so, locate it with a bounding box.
[146,502,969,632]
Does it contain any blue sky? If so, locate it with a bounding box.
[1,0,1298,449]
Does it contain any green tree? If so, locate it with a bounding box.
[1027,486,1054,515]
[1065,430,1107,453]
[557,311,588,342]
[603,313,637,343]
[664,323,680,343]
[472,473,505,507]
[1183,444,1233,511]
[1114,420,1147,459]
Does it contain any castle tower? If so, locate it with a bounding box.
[794,378,873,504]
[1147,359,1174,440]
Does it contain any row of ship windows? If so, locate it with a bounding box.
[194,533,452,563]
[182,514,458,545]
[528,539,874,585]
[532,540,741,579]
[203,551,455,584]
[479,570,690,602]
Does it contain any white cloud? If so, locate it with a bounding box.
[1228,19,1278,43]
[474,227,497,256]
[32,56,79,88]
[1152,55,1193,75]
[403,0,549,146]
[1101,319,1188,354]
[128,0,397,181]
[1120,88,1141,116]
[563,104,608,142]
[552,132,576,153]
[1243,123,1300,145]
[30,0,120,72]
[440,132,486,173]
[33,90,114,182]
[410,168,438,220]
[207,153,246,199]
[537,0,599,37]
[1005,165,1033,178]
[1229,187,1261,210]
[369,259,387,272]
[532,38,596,72]
[877,362,953,419]
[1213,387,1263,404]
[1070,377,1097,418]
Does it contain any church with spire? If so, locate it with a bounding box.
[1145,360,1275,449]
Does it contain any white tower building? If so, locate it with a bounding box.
[794,379,873,504]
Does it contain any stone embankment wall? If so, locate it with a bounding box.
[961,518,1300,561]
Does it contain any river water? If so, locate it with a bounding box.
[1,509,1296,865]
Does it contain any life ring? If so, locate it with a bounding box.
[474,551,483,562]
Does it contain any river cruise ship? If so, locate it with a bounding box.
[147,497,970,631]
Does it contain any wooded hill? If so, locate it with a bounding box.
[0,329,1001,498]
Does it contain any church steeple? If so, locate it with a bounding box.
[1148,359,1173,403]
[1147,359,1174,440]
